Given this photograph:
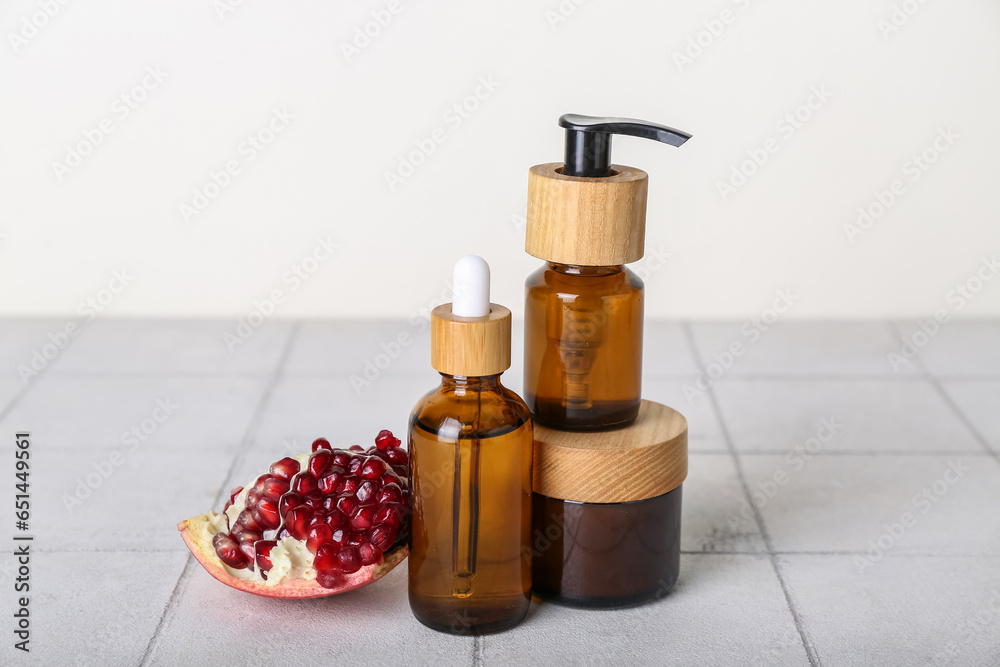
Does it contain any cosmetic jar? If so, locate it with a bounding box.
[530,400,687,608]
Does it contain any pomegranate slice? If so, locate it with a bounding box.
[179,430,409,599]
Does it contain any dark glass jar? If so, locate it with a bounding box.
[531,487,681,608]
[529,399,687,609]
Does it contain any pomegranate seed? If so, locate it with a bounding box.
[278,493,302,515]
[255,540,277,571]
[321,496,337,512]
[312,437,332,452]
[375,429,395,450]
[336,546,361,574]
[369,448,392,463]
[213,533,247,569]
[261,478,289,500]
[270,457,300,481]
[234,527,263,545]
[316,569,345,589]
[309,449,333,478]
[378,483,403,505]
[391,464,408,478]
[349,445,364,452]
[239,540,256,565]
[380,465,401,482]
[336,496,357,516]
[351,506,376,531]
[276,525,291,540]
[370,524,395,552]
[358,541,379,565]
[346,458,362,475]
[374,503,402,529]
[331,451,351,469]
[292,473,319,495]
[355,480,377,505]
[247,489,261,507]
[324,511,348,531]
[229,486,244,502]
[386,446,408,465]
[306,524,333,553]
[359,457,387,480]
[303,493,325,510]
[256,496,280,529]
[337,477,359,495]
[329,528,347,547]
[237,509,262,532]
[319,467,345,494]
[250,506,268,531]
[313,543,339,571]
[285,507,313,540]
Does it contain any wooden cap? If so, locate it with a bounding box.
[532,400,687,503]
[430,303,511,377]
[525,163,649,266]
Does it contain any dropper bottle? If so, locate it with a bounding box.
[408,255,532,635]
[524,114,691,430]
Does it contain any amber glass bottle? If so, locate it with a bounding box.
[408,256,532,635]
[408,374,532,634]
[524,262,643,431]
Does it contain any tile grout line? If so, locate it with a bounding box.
[0,372,42,424]
[138,321,302,667]
[887,321,1000,468]
[681,322,821,667]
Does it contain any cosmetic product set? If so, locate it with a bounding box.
[179,112,692,637]
[406,115,692,629]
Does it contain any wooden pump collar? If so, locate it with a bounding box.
[525,163,649,266]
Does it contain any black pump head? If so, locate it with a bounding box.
[559,114,692,178]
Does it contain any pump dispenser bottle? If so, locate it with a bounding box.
[408,256,532,635]
[524,114,691,430]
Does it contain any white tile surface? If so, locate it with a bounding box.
[6,318,999,666]
[149,563,473,667]
[34,446,233,551]
[644,376,727,452]
[683,455,766,553]
[741,454,1000,555]
[481,554,807,666]
[643,321,702,377]
[941,380,1000,454]
[248,375,417,455]
[51,319,295,374]
[0,374,268,451]
[783,554,1000,666]
[285,320,432,376]
[690,322,918,376]
[714,379,983,453]
[0,552,188,666]
[0,319,76,375]
[896,321,1000,377]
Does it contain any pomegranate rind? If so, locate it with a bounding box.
[178,513,408,599]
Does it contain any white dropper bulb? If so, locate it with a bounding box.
[451,255,491,318]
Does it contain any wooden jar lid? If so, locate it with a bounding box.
[430,303,511,377]
[532,400,688,503]
[525,163,649,266]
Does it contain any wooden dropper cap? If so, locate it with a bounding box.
[430,255,511,377]
[430,303,511,377]
[525,114,691,266]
